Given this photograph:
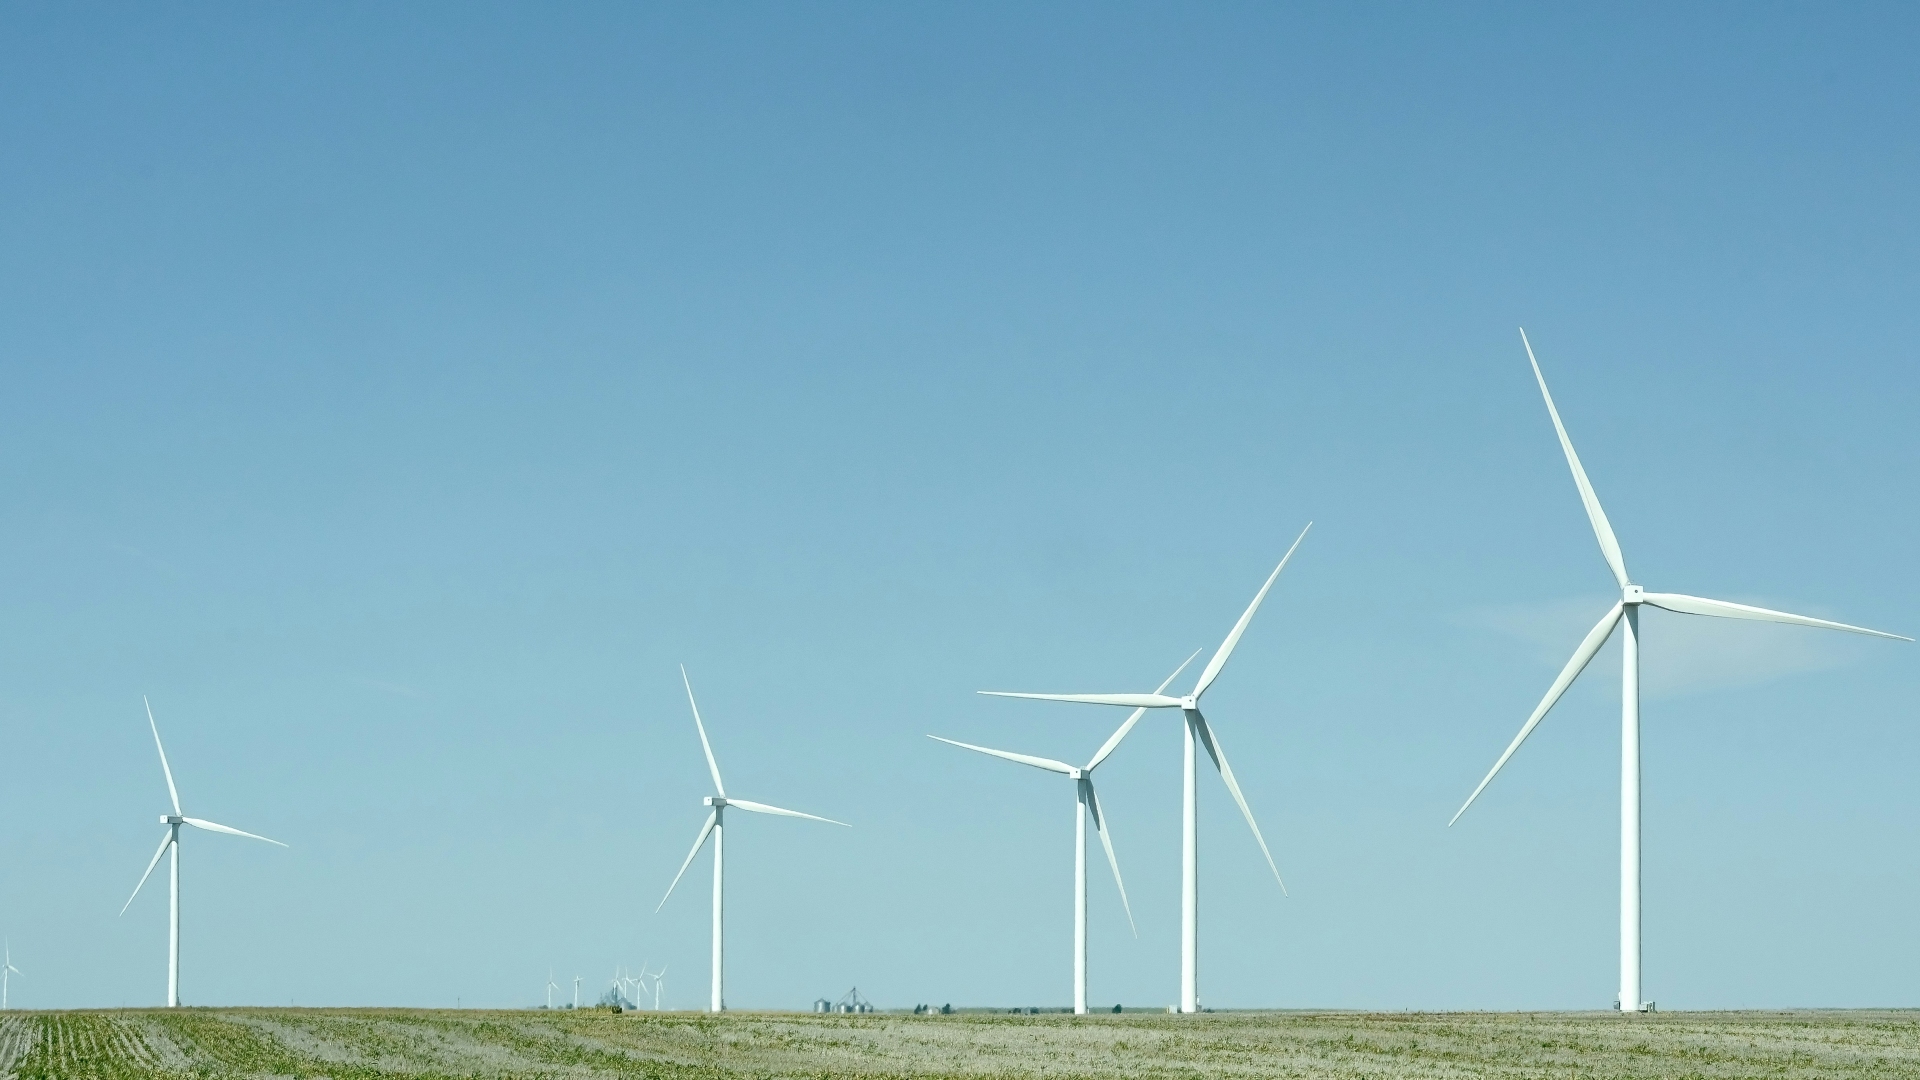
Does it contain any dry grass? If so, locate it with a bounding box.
[0,1007,1917,1079]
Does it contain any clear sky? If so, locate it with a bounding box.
[1,2,1916,1012]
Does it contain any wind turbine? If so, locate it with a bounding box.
[1450,329,1911,1011]
[645,964,666,1011]
[2,941,19,1010]
[573,975,581,1009]
[932,649,1200,1014]
[545,970,558,1009]
[657,667,849,1012]
[623,960,649,1008]
[614,966,634,1008]
[120,698,288,1007]
[981,524,1310,1013]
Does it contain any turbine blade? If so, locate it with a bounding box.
[926,735,1075,775]
[1641,592,1912,641]
[121,832,172,916]
[1522,328,1630,589]
[1083,778,1135,937]
[725,798,850,826]
[1450,601,1624,826]
[1158,649,1204,694]
[1189,711,1286,896]
[145,697,182,816]
[1083,710,1150,775]
[1085,648,1205,771]
[976,692,1182,709]
[182,817,288,847]
[681,666,726,797]
[656,810,717,912]
[1192,523,1311,698]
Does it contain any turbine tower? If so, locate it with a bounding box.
[2,941,19,1010]
[120,698,288,1007]
[981,523,1309,1013]
[931,649,1199,1013]
[1450,329,1910,1011]
[657,667,848,1012]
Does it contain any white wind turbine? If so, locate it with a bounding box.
[120,698,288,1008]
[626,960,651,1008]
[657,667,848,1012]
[545,970,558,1009]
[646,964,666,1010]
[932,649,1200,1014]
[981,524,1309,1014]
[1450,329,1911,1011]
[615,965,636,1008]
[2,941,19,1010]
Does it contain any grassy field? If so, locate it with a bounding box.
[2,1007,1919,1078]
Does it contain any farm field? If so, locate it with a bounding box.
[2,1007,1919,1079]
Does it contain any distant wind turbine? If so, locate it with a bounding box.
[622,961,648,1008]
[573,975,581,1009]
[646,964,666,1010]
[981,524,1309,1013]
[657,667,848,1012]
[1450,329,1911,1011]
[545,970,558,1010]
[120,698,288,1007]
[932,649,1200,1014]
[2,941,20,1010]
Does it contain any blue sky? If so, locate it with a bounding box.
[1,2,1916,1011]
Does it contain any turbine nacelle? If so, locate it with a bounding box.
[161,815,184,825]
[703,796,727,808]
[1622,584,1645,604]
